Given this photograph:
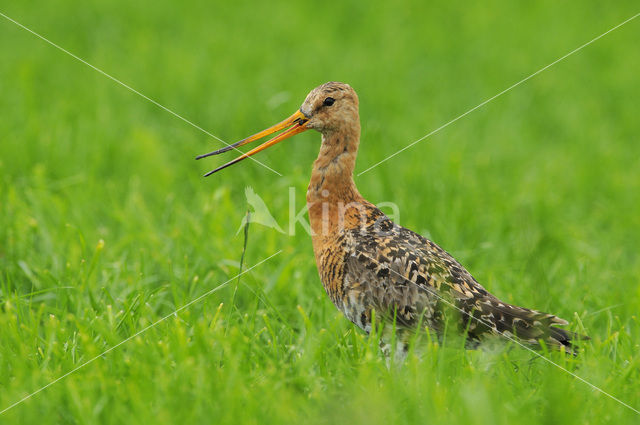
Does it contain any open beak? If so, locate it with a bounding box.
[196,110,309,176]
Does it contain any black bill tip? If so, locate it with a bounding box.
[203,156,246,177]
[196,146,231,160]
[196,138,249,160]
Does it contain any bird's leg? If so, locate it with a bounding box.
[379,326,410,367]
[394,340,409,363]
[380,340,392,358]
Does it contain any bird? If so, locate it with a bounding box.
[196,81,587,357]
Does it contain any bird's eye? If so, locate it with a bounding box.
[323,97,335,107]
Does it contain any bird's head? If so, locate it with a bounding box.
[196,81,359,176]
[300,82,359,133]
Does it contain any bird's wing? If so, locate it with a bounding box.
[343,214,573,345]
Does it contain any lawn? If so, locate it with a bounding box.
[1,1,639,424]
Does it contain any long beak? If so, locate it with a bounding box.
[196,110,309,176]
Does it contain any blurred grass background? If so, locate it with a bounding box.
[1,0,639,423]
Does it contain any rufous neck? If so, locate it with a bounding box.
[307,127,362,204]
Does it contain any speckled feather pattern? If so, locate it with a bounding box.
[316,204,579,352]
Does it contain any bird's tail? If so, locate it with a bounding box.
[465,298,589,354]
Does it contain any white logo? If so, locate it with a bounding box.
[237,186,285,234]
[238,186,400,236]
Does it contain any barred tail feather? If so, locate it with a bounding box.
[465,297,589,354]
[547,326,590,354]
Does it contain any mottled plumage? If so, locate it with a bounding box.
[200,81,587,356]
[318,203,580,354]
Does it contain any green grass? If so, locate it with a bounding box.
[1,1,640,423]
